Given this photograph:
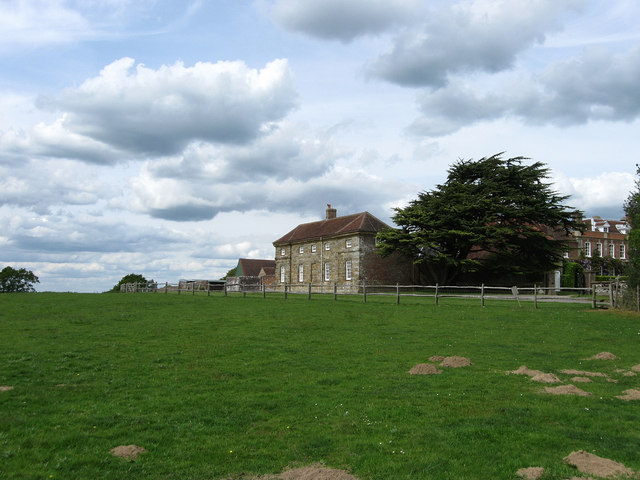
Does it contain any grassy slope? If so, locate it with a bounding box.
[0,293,638,479]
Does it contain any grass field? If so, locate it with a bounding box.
[1,292,639,479]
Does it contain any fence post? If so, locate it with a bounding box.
[262,283,266,299]
[165,282,168,294]
[396,283,400,305]
[609,282,614,308]
[192,282,195,296]
[481,284,485,307]
[363,282,367,303]
[334,283,337,301]
[308,282,312,300]
[533,284,538,309]
[207,281,210,297]
[242,281,246,298]
[224,283,227,297]
[591,285,596,309]
[435,283,439,305]
[284,284,288,300]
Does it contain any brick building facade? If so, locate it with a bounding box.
[273,205,413,290]
[567,216,630,265]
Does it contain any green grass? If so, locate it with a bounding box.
[0,292,639,479]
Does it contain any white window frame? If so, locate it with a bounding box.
[280,248,285,256]
[596,242,602,256]
[608,243,615,258]
[299,246,304,254]
[280,265,285,283]
[324,262,330,281]
[311,244,317,253]
[620,244,626,259]
[584,241,591,258]
[346,239,352,248]
[325,242,330,251]
[298,264,304,283]
[345,260,352,280]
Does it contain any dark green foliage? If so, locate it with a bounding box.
[623,165,640,289]
[0,266,39,292]
[562,262,584,288]
[110,273,149,292]
[377,154,583,284]
[221,266,237,280]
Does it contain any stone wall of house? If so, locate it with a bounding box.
[275,233,413,287]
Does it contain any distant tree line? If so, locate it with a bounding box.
[0,266,40,293]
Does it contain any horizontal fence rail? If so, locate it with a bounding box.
[119,280,631,309]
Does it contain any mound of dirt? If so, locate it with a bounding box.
[559,369,607,378]
[570,377,592,383]
[616,389,640,401]
[110,445,146,461]
[564,450,634,478]
[257,464,360,480]
[428,355,445,362]
[516,467,544,479]
[440,356,472,368]
[544,385,591,396]
[0,386,13,392]
[510,366,544,377]
[530,373,561,383]
[588,352,618,360]
[631,364,640,372]
[409,363,442,375]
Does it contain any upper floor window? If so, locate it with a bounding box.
[345,239,352,248]
[620,244,626,259]
[325,242,331,251]
[311,244,317,253]
[299,246,304,254]
[584,241,591,258]
[280,248,285,256]
[608,243,615,258]
[596,243,602,256]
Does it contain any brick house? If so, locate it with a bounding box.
[273,205,413,290]
[567,216,630,264]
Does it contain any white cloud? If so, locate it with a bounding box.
[270,0,422,42]
[553,171,634,217]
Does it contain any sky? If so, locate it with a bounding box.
[1,0,638,292]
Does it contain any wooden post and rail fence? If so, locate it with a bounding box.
[119,280,633,309]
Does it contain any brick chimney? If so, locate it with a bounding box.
[326,204,337,219]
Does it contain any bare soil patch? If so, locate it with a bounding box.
[428,355,445,362]
[559,369,607,378]
[631,364,640,372]
[254,464,360,480]
[570,377,592,383]
[409,363,442,375]
[588,352,618,360]
[0,386,13,392]
[110,445,146,461]
[510,366,544,377]
[544,385,591,396]
[516,467,544,479]
[564,450,634,478]
[440,356,472,368]
[530,373,561,383]
[616,389,640,401]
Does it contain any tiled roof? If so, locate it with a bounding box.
[273,212,390,245]
[237,258,275,277]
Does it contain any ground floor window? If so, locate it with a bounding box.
[324,262,330,281]
[345,260,352,280]
[280,265,285,283]
[609,243,615,258]
[620,244,626,259]
[584,241,591,257]
[298,264,304,283]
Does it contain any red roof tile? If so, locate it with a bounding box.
[273,212,390,245]
[237,258,275,277]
